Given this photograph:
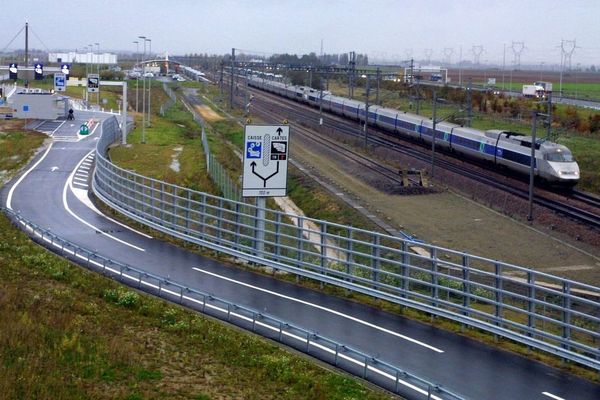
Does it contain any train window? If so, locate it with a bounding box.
[545,151,574,162]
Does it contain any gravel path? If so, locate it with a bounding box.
[290,131,600,284]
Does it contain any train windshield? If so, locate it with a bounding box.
[545,151,574,162]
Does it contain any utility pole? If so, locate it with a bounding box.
[24,22,29,67]
[376,67,381,105]
[364,75,370,147]
[95,42,100,106]
[547,92,552,139]
[467,78,472,127]
[458,45,463,87]
[133,41,139,113]
[502,43,506,92]
[147,39,152,126]
[431,89,437,178]
[415,78,421,115]
[319,76,324,126]
[220,61,224,98]
[528,112,538,221]
[138,36,146,143]
[229,48,235,110]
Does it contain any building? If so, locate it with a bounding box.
[48,52,118,65]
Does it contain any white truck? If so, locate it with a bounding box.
[534,81,553,93]
[522,84,545,98]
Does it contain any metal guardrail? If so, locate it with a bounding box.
[92,115,600,372]
[0,207,464,400]
[160,83,177,116]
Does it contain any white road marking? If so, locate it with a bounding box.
[62,150,147,251]
[6,143,54,210]
[192,267,444,353]
[16,217,442,400]
[51,119,67,135]
[542,392,566,400]
[21,222,441,399]
[73,177,87,182]
[75,172,88,178]
[51,166,59,172]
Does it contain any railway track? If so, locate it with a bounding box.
[244,86,600,230]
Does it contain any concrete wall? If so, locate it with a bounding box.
[8,91,69,119]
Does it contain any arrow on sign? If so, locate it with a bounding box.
[276,127,283,134]
[251,161,280,187]
[51,166,59,172]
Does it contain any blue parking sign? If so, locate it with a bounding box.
[54,73,66,92]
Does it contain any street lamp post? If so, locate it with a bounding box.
[95,42,100,106]
[431,90,437,178]
[138,36,147,143]
[133,41,139,113]
[146,38,152,127]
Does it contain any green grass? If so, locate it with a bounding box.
[0,122,46,183]
[557,134,600,192]
[104,82,600,384]
[0,119,394,400]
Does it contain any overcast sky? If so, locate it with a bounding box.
[2,0,600,66]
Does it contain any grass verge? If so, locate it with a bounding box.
[0,117,396,399]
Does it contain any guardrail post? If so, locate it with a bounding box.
[527,271,536,337]
[371,235,380,288]
[346,229,354,281]
[320,223,326,274]
[234,203,241,248]
[217,198,223,241]
[495,263,503,337]
[398,241,409,299]
[296,217,304,266]
[172,186,178,228]
[185,190,191,233]
[562,281,571,351]
[200,194,206,236]
[160,182,165,224]
[275,213,281,259]
[150,180,156,219]
[462,254,470,318]
[431,247,439,308]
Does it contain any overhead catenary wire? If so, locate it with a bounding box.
[0,25,25,54]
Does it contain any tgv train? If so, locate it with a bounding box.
[247,76,580,186]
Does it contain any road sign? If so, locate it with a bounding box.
[79,124,89,135]
[54,73,66,92]
[9,63,17,80]
[242,125,290,197]
[34,63,44,80]
[87,73,99,93]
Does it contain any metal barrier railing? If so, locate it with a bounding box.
[93,116,600,372]
[0,206,464,400]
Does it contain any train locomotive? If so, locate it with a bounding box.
[247,75,580,186]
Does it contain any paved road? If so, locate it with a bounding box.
[2,114,600,400]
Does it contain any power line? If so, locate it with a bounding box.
[1,25,25,54]
[29,26,51,53]
[511,41,525,69]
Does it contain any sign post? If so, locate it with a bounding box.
[242,125,290,256]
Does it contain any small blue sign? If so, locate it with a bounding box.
[23,105,29,112]
[55,76,65,86]
[246,141,261,159]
